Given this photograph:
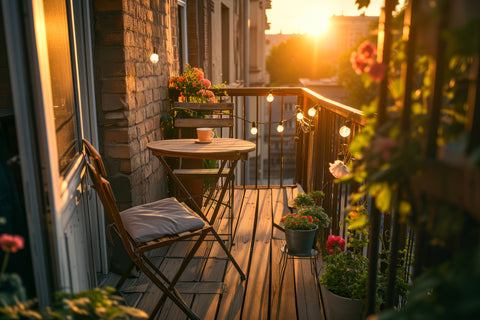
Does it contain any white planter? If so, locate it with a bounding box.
[321,285,363,320]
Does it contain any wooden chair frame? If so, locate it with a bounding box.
[83,139,245,320]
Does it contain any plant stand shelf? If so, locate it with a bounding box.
[279,244,326,319]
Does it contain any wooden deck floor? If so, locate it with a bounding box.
[100,186,325,320]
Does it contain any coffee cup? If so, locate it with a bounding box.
[196,128,214,142]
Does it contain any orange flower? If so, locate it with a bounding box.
[349,211,360,220]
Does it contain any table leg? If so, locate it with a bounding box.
[157,154,246,280]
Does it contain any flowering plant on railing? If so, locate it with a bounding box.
[169,64,219,103]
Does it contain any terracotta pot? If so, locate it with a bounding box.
[320,285,363,320]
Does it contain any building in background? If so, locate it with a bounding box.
[324,13,378,60]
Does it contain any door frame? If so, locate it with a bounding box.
[1,0,107,303]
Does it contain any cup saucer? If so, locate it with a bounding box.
[194,139,212,144]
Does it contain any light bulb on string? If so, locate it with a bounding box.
[339,125,351,138]
[308,107,316,117]
[266,93,274,103]
[250,122,258,135]
[276,121,284,133]
[296,112,304,120]
[150,47,159,64]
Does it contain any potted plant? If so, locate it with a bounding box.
[280,213,318,255]
[292,191,331,253]
[318,207,370,320]
[319,233,367,320]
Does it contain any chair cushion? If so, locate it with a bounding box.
[120,197,205,243]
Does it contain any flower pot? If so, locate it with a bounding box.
[320,285,363,320]
[284,226,318,255]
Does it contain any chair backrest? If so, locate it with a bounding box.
[83,139,133,248]
[173,102,234,138]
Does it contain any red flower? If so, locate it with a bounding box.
[308,216,313,223]
[0,234,24,253]
[326,235,345,255]
[366,62,386,83]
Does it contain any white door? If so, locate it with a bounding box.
[5,0,106,294]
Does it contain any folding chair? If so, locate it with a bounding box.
[83,139,245,320]
[173,102,236,234]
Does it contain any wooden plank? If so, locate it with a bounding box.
[173,168,230,177]
[174,118,234,128]
[174,102,234,111]
[175,282,224,294]
[271,188,297,320]
[242,189,272,320]
[190,192,234,319]
[139,241,192,318]
[216,189,257,320]
[294,257,323,320]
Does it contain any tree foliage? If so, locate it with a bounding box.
[266,35,336,86]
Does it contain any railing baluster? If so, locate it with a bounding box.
[242,95,246,187]
[280,96,284,188]
[255,96,259,189]
[268,96,272,188]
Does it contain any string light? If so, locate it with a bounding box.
[266,93,274,103]
[250,121,258,135]
[276,121,284,133]
[150,47,159,64]
[171,104,321,135]
[339,125,351,137]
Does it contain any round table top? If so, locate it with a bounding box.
[147,138,256,160]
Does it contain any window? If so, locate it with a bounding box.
[43,0,80,175]
[177,0,188,72]
[221,4,230,83]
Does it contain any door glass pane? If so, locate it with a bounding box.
[43,0,78,175]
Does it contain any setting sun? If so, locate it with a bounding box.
[298,6,331,35]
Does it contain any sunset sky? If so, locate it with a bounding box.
[266,0,385,35]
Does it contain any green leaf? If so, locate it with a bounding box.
[399,201,412,218]
[348,214,368,230]
[375,184,392,212]
[389,78,403,100]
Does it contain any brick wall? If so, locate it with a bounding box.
[93,0,179,210]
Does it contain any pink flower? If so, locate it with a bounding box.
[195,68,204,81]
[350,52,368,75]
[358,40,377,61]
[371,136,397,160]
[201,78,211,88]
[0,234,24,253]
[329,160,351,178]
[366,62,386,82]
